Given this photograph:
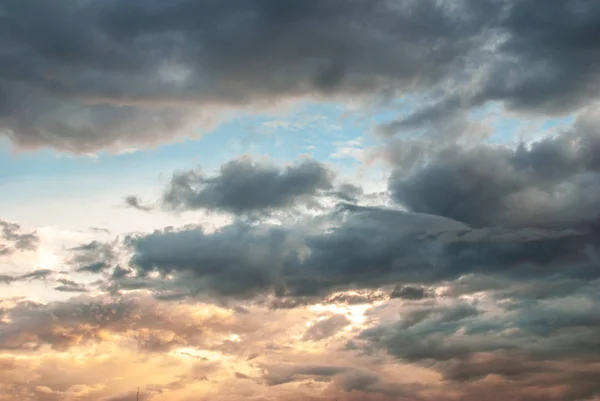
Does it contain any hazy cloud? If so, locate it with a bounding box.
[302,314,351,341]
[0,219,39,256]
[70,240,119,273]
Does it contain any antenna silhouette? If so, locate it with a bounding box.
[136,386,139,401]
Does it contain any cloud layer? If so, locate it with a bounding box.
[2,1,600,400]
[3,0,600,151]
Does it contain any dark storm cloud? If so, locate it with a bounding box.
[123,222,291,298]
[284,205,594,297]
[0,0,488,152]
[6,0,599,151]
[389,110,600,230]
[377,0,600,135]
[162,157,335,214]
[117,203,594,301]
[0,219,39,256]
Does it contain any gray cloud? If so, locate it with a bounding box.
[20,269,53,280]
[302,314,351,341]
[107,202,596,302]
[54,278,89,293]
[121,222,292,298]
[355,292,600,401]
[377,0,600,135]
[0,274,16,284]
[124,196,153,212]
[0,269,55,286]
[0,219,39,256]
[0,0,485,152]
[162,157,335,214]
[70,240,118,273]
[261,364,351,386]
[4,0,599,151]
[389,110,600,231]
[89,226,111,234]
[389,285,433,300]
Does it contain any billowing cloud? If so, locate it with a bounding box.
[162,157,335,214]
[3,2,600,400]
[100,201,593,303]
[3,0,600,151]
[389,109,600,231]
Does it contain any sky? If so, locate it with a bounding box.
[1,1,600,400]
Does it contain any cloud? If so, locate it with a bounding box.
[122,222,292,299]
[0,294,253,352]
[125,196,154,212]
[0,274,16,284]
[70,240,119,273]
[302,314,350,341]
[261,364,350,386]
[54,278,89,293]
[161,157,336,215]
[5,0,600,151]
[377,1,600,135]
[0,269,55,285]
[0,0,483,152]
[0,219,39,256]
[389,109,600,231]
[389,285,433,300]
[101,200,595,303]
[354,292,600,401]
[20,269,54,280]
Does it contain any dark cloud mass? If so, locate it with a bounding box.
[390,110,600,230]
[3,1,600,400]
[162,157,335,214]
[110,203,595,302]
[2,0,600,151]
